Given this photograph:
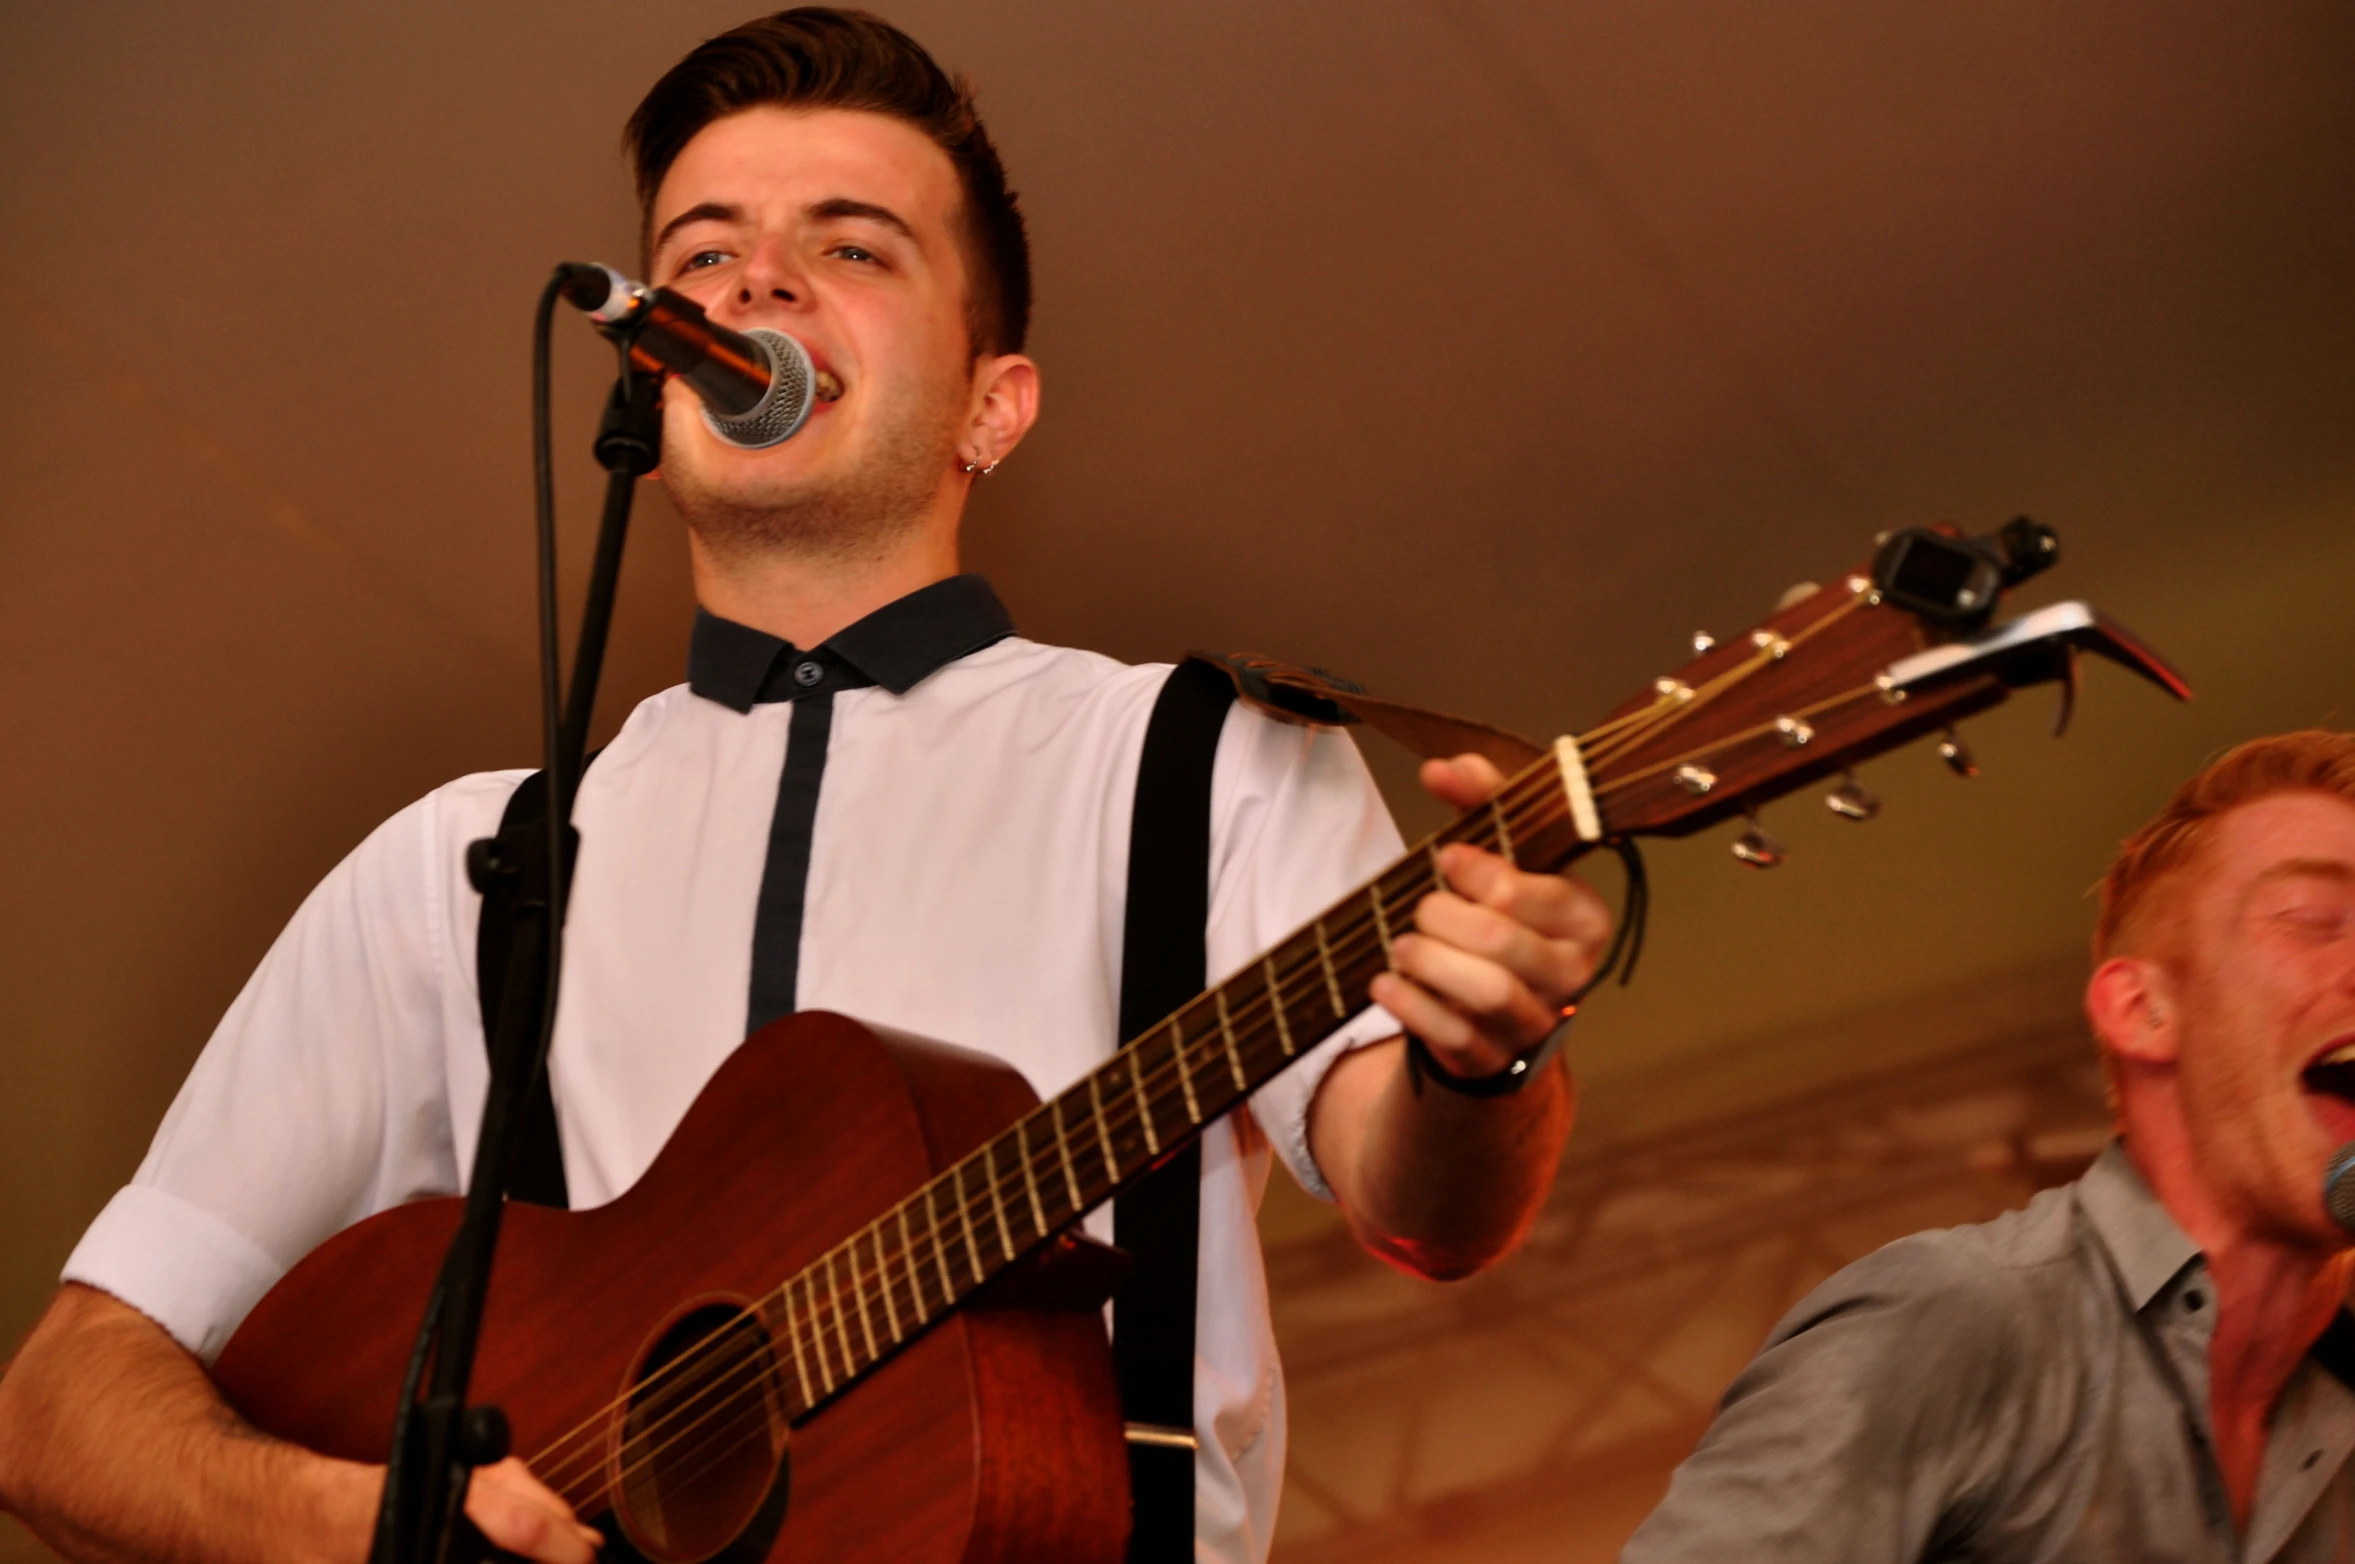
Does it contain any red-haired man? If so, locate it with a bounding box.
[1624,729,2355,1562]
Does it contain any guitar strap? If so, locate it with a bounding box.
[1116,656,1234,1563]
[1183,649,1544,772]
[477,762,587,1209]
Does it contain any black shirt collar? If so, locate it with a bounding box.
[688,574,1015,712]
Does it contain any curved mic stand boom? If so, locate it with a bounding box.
[372,269,665,1564]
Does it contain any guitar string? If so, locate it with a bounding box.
[519,601,1844,1489]
[546,665,1884,1514]
[523,772,1563,1506]
[539,887,1467,1513]
[525,643,1844,1509]
[1579,594,1866,775]
[531,641,1878,1512]
[528,629,1884,1509]
[541,718,1724,1513]
[578,660,1922,1512]
[637,630,1908,1492]
[1585,684,1894,798]
[522,766,1578,1507]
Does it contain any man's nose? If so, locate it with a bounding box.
[725,238,808,320]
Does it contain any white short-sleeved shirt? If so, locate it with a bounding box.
[65,575,1403,1564]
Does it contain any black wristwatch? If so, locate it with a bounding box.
[1403,1013,1572,1099]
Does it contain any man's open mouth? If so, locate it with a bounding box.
[2301,1039,2355,1126]
[813,367,844,403]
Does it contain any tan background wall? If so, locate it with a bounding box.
[2,3,2350,1558]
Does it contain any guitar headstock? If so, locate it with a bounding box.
[1571,523,2190,851]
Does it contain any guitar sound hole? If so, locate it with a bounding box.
[610,1301,792,1564]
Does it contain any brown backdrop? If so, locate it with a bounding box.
[2,3,2350,1559]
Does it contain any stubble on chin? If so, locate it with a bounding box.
[662,394,960,571]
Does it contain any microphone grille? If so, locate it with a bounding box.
[704,329,815,449]
[2325,1143,2355,1235]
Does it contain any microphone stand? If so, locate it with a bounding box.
[372,309,663,1564]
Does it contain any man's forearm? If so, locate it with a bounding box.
[0,1284,373,1564]
[1311,1036,1575,1279]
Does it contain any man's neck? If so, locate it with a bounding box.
[688,529,962,650]
[2121,1130,2353,1526]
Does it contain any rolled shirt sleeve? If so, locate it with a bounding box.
[1203,705,1405,1203]
[60,779,503,1362]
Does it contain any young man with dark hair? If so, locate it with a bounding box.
[0,12,1604,1563]
[1621,729,2355,1563]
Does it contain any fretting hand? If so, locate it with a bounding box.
[1368,754,1613,1082]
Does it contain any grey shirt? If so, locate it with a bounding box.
[1623,1143,2355,1563]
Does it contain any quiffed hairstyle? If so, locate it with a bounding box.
[624,8,1032,356]
[2094,729,2355,961]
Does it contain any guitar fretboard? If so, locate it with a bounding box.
[756,748,1590,1422]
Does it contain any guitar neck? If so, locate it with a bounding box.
[744,570,2074,1423]
[752,745,1593,1423]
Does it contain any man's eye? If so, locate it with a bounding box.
[680,249,730,272]
[830,244,879,265]
[2276,904,2354,941]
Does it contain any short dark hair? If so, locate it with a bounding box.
[624,8,1032,356]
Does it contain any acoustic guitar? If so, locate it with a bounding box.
[211,526,2186,1563]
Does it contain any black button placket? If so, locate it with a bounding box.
[746,654,869,1034]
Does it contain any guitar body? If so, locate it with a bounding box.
[212,1013,1130,1564]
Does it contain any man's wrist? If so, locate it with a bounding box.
[290,1454,383,1564]
[1403,1012,1574,1099]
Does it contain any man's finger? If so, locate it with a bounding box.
[466,1457,602,1564]
[1408,884,1594,993]
[1389,934,1561,1045]
[1369,972,1518,1078]
[1403,897,1595,1007]
[1418,753,1508,811]
[1429,848,1613,956]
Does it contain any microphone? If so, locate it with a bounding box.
[555,262,818,449]
[2325,1143,2355,1234]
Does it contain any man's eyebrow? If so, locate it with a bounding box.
[2248,858,2355,894]
[809,197,916,240]
[650,202,744,256]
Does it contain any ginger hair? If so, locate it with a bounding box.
[2094,729,2355,962]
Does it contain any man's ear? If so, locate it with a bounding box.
[961,353,1040,471]
[2087,956,2180,1069]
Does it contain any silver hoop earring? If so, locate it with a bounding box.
[960,455,1001,476]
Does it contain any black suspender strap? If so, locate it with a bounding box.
[1114,658,1235,1562]
[480,658,1234,1552]
[474,765,581,1210]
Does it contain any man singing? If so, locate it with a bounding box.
[1623,729,2355,1562]
[0,11,1605,1564]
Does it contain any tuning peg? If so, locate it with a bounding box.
[1691,630,1717,655]
[1938,729,1979,778]
[1732,813,1787,868]
[1826,772,1881,821]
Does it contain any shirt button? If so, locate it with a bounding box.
[2303,1450,2323,1471]
[793,660,824,688]
[2184,1289,2205,1312]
